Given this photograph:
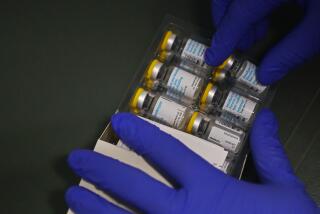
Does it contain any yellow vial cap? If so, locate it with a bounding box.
[200,83,214,109]
[145,79,155,90]
[158,51,168,62]
[212,70,225,82]
[159,31,176,51]
[145,59,160,80]
[160,31,173,50]
[186,112,199,134]
[129,87,145,111]
[212,55,234,81]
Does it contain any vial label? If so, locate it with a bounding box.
[181,39,207,67]
[238,61,266,94]
[222,91,256,122]
[152,96,187,128]
[214,120,244,135]
[166,67,202,101]
[208,125,241,152]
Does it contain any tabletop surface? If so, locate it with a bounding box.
[1,1,319,213]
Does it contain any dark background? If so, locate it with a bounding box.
[0,1,319,213]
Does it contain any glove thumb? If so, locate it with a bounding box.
[250,109,303,188]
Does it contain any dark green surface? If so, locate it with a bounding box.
[0,1,319,213]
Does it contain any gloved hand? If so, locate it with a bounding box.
[205,0,320,85]
[65,109,319,214]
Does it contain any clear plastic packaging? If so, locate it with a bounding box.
[114,15,275,178]
[144,59,207,105]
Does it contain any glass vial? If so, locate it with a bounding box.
[130,88,196,130]
[144,59,206,105]
[186,112,245,153]
[200,83,259,125]
[212,55,267,96]
[158,50,210,78]
[159,31,210,71]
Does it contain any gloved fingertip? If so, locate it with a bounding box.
[256,30,300,85]
[255,108,277,126]
[111,112,155,148]
[65,186,102,212]
[255,108,276,124]
[111,112,137,134]
[205,38,234,66]
[256,67,280,85]
[205,48,219,66]
[111,113,124,132]
[65,186,83,206]
[68,150,91,171]
[251,109,279,137]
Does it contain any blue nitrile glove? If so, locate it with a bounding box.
[205,0,320,84]
[65,109,319,214]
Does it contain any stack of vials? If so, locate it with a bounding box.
[129,30,268,171]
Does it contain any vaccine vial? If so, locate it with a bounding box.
[130,88,197,130]
[159,31,210,71]
[158,50,211,78]
[185,112,246,153]
[200,83,258,125]
[212,55,267,95]
[144,59,206,104]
